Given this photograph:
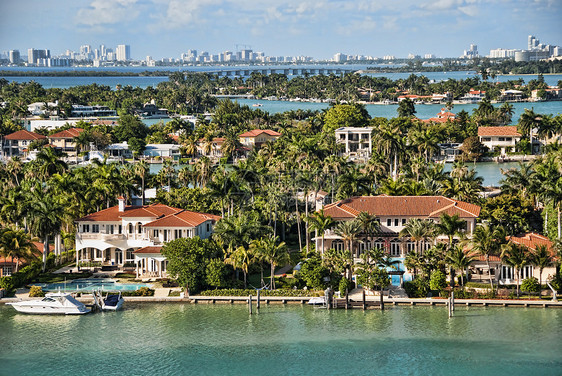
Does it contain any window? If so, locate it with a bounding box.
[2,266,13,276]
[82,224,90,233]
[482,137,491,142]
[390,240,401,257]
[92,224,99,233]
[206,223,211,232]
[118,225,122,234]
[394,218,399,227]
[153,229,159,238]
[137,223,142,234]
[126,249,134,260]
[128,223,133,234]
[96,249,102,258]
[108,225,114,234]
[402,218,406,225]
[163,230,168,242]
[174,229,181,239]
[505,137,512,141]
[387,219,392,226]
[499,137,505,141]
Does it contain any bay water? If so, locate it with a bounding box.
[1,303,560,376]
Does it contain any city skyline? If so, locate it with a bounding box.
[0,0,561,60]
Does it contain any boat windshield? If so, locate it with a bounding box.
[42,297,56,302]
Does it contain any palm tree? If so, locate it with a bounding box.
[501,242,529,298]
[530,244,553,293]
[400,218,435,255]
[518,109,542,153]
[35,147,68,180]
[251,235,289,290]
[437,213,467,287]
[0,226,38,272]
[307,209,335,257]
[224,245,255,288]
[133,160,149,205]
[542,176,562,239]
[445,244,476,286]
[471,224,506,291]
[28,194,62,271]
[334,220,362,258]
[355,211,381,255]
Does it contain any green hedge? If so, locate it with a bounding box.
[199,289,317,297]
[465,282,492,289]
[121,287,154,296]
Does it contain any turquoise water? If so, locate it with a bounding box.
[37,278,151,292]
[0,303,560,376]
[442,161,522,187]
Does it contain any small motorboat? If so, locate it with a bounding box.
[307,296,326,306]
[7,292,91,315]
[101,292,124,311]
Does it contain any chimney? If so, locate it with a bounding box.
[118,196,126,212]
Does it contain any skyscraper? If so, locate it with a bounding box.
[27,48,50,64]
[116,45,131,61]
[9,50,20,64]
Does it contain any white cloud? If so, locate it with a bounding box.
[75,0,140,27]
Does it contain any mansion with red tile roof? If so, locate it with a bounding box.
[2,129,46,157]
[478,126,522,154]
[75,198,221,278]
[318,195,480,261]
[239,129,281,149]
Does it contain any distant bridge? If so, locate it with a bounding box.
[200,67,359,77]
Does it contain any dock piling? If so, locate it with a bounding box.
[248,295,252,315]
[256,290,261,310]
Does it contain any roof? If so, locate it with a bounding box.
[239,129,281,138]
[144,210,222,228]
[508,233,555,255]
[321,195,480,219]
[478,126,521,137]
[49,128,84,139]
[77,203,182,222]
[4,129,47,141]
[133,246,162,254]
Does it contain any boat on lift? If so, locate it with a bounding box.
[100,292,124,311]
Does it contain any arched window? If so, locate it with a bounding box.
[137,222,142,234]
[128,223,133,234]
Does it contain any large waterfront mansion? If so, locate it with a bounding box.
[75,197,221,278]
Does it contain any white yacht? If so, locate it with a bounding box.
[7,292,91,315]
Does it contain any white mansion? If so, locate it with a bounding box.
[75,198,221,278]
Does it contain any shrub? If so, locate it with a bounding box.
[339,278,352,297]
[521,277,540,295]
[465,282,491,289]
[28,285,45,297]
[430,271,447,291]
[121,287,154,296]
[404,278,429,298]
[0,276,15,293]
[198,289,316,297]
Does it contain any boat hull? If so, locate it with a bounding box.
[7,303,90,315]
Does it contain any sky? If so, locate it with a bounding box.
[1,0,561,60]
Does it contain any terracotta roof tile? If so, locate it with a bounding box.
[508,233,555,256]
[322,195,480,219]
[133,246,162,254]
[478,126,521,137]
[239,129,281,138]
[49,128,84,139]
[144,210,221,228]
[4,130,46,140]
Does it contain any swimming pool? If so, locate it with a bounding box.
[37,278,151,292]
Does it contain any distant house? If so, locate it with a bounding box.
[335,127,372,161]
[196,138,225,160]
[135,101,169,118]
[478,126,522,154]
[48,127,84,154]
[239,129,281,150]
[71,105,116,117]
[106,142,133,159]
[459,89,486,103]
[143,144,180,159]
[422,108,456,124]
[27,101,58,116]
[0,242,51,277]
[499,90,524,102]
[2,129,46,158]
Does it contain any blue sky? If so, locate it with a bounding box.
[1,0,560,60]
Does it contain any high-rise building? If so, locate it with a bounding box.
[27,48,50,64]
[9,50,20,64]
[116,44,130,61]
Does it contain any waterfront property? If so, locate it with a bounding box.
[75,197,221,278]
[478,126,522,155]
[239,129,281,151]
[317,195,481,281]
[470,232,557,286]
